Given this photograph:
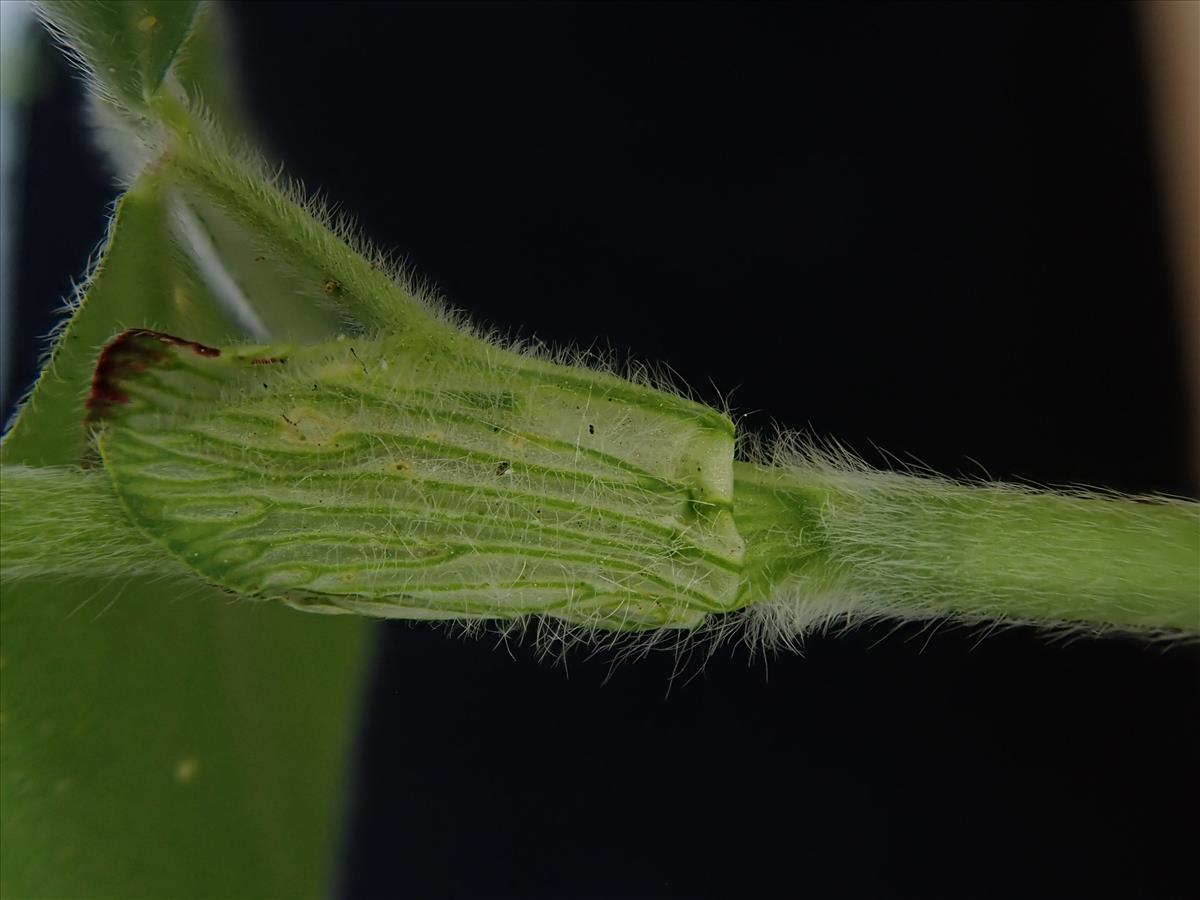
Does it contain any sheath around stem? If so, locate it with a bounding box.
[86,329,745,630]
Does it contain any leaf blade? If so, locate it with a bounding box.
[35,0,201,112]
[0,576,365,898]
[0,174,368,899]
[1,172,237,465]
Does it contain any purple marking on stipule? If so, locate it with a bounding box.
[85,329,221,425]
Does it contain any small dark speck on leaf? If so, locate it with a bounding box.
[588,424,595,435]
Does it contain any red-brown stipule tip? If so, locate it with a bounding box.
[85,329,220,426]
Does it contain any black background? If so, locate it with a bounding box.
[8,2,1198,898]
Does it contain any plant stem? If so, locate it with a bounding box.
[4,457,1197,634]
[0,465,184,582]
[733,459,1200,632]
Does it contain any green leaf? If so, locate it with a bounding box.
[169,1,250,137]
[1,575,365,898]
[1,177,367,897]
[1,171,236,466]
[35,0,200,113]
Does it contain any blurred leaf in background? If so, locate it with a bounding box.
[1,4,368,896]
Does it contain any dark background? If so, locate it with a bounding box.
[9,2,1198,898]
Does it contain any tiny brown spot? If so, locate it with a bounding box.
[323,279,342,295]
[496,460,512,476]
[588,424,595,435]
[393,460,412,472]
[174,756,200,784]
[254,254,266,262]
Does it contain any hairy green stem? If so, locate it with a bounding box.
[0,465,184,582]
[4,450,1196,636]
[734,459,1200,633]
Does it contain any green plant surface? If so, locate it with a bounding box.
[2,2,1198,897]
[0,172,235,466]
[0,466,185,581]
[37,1,199,113]
[87,330,743,629]
[1,577,363,898]
[732,457,1200,637]
[2,4,367,898]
